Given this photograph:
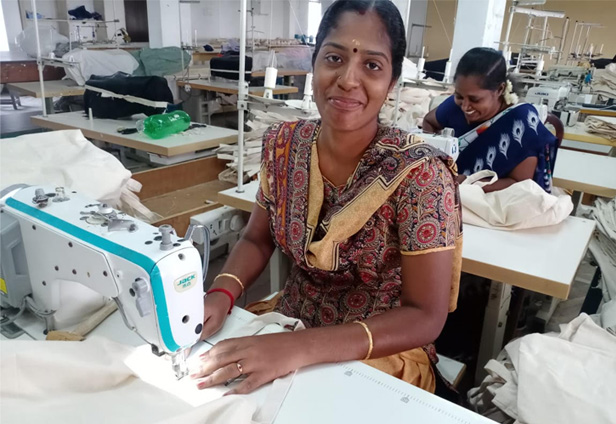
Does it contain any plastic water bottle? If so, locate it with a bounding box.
[136,111,191,139]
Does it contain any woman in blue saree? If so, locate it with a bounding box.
[423,47,558,193]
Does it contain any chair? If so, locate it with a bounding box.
[546,113,564,148]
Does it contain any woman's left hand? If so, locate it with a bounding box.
[192,332,308,395]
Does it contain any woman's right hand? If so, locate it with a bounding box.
[200,292,233,341]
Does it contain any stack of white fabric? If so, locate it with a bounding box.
[469,314,616,424]
[585,115,616,140]
[217,108,319,184]
[580,197,616,334]
[379,86,451,131]
[591,63,616,100]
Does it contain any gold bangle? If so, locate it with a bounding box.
[214,273,245,294]
[354,321,373,360]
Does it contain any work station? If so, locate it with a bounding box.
[1,1,615,423]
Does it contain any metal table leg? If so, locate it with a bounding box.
[475,280,512,384]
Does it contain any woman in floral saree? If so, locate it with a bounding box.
[192,0,462,395]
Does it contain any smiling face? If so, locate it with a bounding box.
[312,10,395,132]
[453,75,505,124]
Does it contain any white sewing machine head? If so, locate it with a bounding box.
[0,185,207,379]
[418,128,459,161]
[525,84,571,111]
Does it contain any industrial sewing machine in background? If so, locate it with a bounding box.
[418,128,460,161]
[0,185,209,379]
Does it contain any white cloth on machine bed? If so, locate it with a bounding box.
[0,312,303,424]
[0,129,158,222]
[469,314,616,424]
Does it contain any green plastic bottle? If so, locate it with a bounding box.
[136,111,191,139]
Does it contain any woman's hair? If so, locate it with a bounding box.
[454,47,507,91]
[312,0,406,82]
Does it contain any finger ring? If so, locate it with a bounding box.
[236,362,243,375]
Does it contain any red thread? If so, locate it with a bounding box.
[207,288,235,314]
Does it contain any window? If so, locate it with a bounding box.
[0,1,9,51]
[308,0,321,38]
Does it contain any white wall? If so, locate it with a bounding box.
[93,0,126,40]
[18,0,57,25]
[147,0,181,47]
[2,0,23,51]
[189,0,294,42]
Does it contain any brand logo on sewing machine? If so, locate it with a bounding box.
[174,272,197,292]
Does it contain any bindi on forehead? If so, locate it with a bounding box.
[352,39,360,53]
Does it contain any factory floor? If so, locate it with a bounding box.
[0,95,45,137]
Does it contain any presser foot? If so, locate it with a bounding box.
[171,348,189,380]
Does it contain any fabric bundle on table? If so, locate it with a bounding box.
[217,108,319,184]
[591,63,616,100]
[468,314,616,424]
[584,115,616,140]
[580,197,616,334]
[379,85,451,131]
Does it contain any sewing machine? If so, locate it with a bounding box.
[525,84,571,111]
[0,185,208,379]
[418,128,460,161]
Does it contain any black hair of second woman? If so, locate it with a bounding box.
[312,0,407,82]
[455,47,507,91]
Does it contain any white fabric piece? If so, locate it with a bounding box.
[379,85,452,131]
[591,64,616,100]
[580,197,616,333]
[470,314,616,424]
[1,312,305,424]
[218,108,318,183]
[0,129,159,222]
[63,48,139,86]
[585,116,616,140]
[459,170,573,230]
[517,333,616,424]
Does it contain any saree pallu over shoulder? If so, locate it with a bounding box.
[456,103,558,192]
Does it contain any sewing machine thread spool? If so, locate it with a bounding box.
[263,67,278,100]
[417,58,425,75]
[303,72,313,96]
[536,59,545,76]
[443,49,453,83]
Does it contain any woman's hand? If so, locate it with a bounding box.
[192,332,308,395]
[200,292,233,341]
[455,174,467,184]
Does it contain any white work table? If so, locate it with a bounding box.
[6,79,85,98]
[6,79,85,114]
[554,148,616,198]
[1,307,493,424]
[563,123,616,148]
[31,111,238,157]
